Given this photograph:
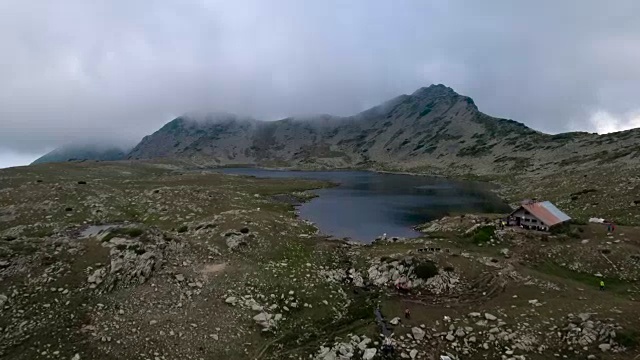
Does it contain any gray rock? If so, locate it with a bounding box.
[225,296,237,305]
[446,333,455,341]
[225,233,247,250]
[87,268,105,286]
[578,313,591,321]
[412,327,426,341]
[390,317,401,325]
[598,343,610,352]
[409,349,418,359]
[362,348,376,360]
[357,338,371,351]
[0,294,7,308]
[484,313,497,321]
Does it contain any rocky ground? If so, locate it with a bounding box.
[1,161,639,360]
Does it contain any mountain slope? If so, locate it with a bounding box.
[32,145,129,165]
[128,85,640,175]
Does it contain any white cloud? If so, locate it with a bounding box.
[1,0,640,154]
[588,110,640,134]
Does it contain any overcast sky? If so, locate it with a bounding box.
[2,0,640,168]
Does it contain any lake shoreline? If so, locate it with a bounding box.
[217,167,511,243]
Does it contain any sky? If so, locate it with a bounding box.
[2,0,640,169]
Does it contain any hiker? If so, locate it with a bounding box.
[607,223,612,232]
[600,280,605,291]
[404,308,411,319]
[611,223,616,232]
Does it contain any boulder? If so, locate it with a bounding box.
[225,233,248,250]
[412,327,426,341]
[484,313,497,321]
[253,312,272,328]
[87,268,106,286]
[389,317,401,325]
[362,348,376,360]
[225,297,237,305]
[357,338,371,351]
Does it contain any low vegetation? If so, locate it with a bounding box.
[471,225,495,244]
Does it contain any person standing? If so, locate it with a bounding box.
[599,280,605,291]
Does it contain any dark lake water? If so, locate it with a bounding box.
[219,168,510,243]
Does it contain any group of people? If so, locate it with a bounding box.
[606,222,616,233]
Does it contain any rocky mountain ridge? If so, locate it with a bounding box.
[127,85,640,175]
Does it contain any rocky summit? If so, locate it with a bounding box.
[127,85,640,177]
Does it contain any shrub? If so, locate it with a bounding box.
[415,261,439,280]
[617,330,639,348]
[123,228,144,237]
[177,225,188,233]
[472,226,495,244]
[551,224,581,239]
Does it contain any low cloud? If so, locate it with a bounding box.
[1,0,640,167]
[588,111,640,134]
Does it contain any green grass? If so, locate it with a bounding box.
[533,262,633,294]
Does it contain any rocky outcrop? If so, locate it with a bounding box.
[313,334,378,360]
[86,230,165,293]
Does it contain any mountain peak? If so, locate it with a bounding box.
[411,84,458,98]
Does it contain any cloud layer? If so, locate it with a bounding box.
[2,0,640,166]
